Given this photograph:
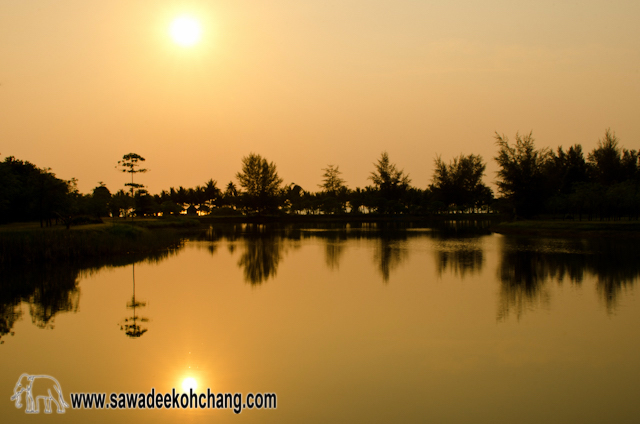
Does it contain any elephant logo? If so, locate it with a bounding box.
[10,373,69,414]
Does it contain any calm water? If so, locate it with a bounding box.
[1,223,639,423]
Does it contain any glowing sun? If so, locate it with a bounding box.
[170,16,202,47]
[182,377,198,392]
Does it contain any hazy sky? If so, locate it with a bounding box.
[1,0,639,194]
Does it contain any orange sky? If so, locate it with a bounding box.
[1,0,638,194]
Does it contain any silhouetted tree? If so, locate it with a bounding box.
[587,129,638,186]
[134,190,159,217]
[430,154,492,212]
[236,153,283,214]
[317,165,348,214]
[160,200,182,216]
[494,132,551,218]
[0,157,79,226]
[36,171,76,227]
[284,183,305,214]
[0,159,20,223]
[90,183,111,217]
[203,179,220,209]
[369,152,411,213]
[348,188,365,214]
[175,186,188,206]
[109,189,131,218]
[543,145,590,217]
[521,130,640,220]
[319,165,346,193]
[116,153,148,219]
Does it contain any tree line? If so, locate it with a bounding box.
[119,151,496,218]
[1,129,638,225]
[495,129,639,220]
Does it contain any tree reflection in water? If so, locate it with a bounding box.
[430,221,490,279]
[434,237,485,278]
[0,264,81,344]
[373,238,409,283]
[200,224,297,285]
[587,239,640,313]
[497,238,552,321]
[237,235,284,285]
[120,263,149,338]
[5,224,636,342]
[0,247,178,345]
[0,303,21,344]
[497,237,640,320]
[324,232,346,271]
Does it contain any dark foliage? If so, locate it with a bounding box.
[494,129,639,220]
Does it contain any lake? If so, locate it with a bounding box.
[2,223,639,423]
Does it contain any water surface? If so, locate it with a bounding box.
[1,224,639,423]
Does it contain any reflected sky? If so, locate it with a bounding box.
[1,225,639,423]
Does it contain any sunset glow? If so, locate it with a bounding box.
[170,16,202,46]
[1,1,638,195]
[2,3,640,423]
[182,377,198,392]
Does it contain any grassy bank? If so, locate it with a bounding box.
[0,214,507,266]
[0,223,189,265]
[101,216,202,229]
[491,220,640,238]
[196,213,505,225]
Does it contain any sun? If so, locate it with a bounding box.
[170,16,202,47]
[182,377,198,392]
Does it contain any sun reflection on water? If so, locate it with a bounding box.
[182,377,198,393]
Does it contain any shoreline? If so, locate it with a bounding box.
[491,220,640,238]
[2,216,639,267]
